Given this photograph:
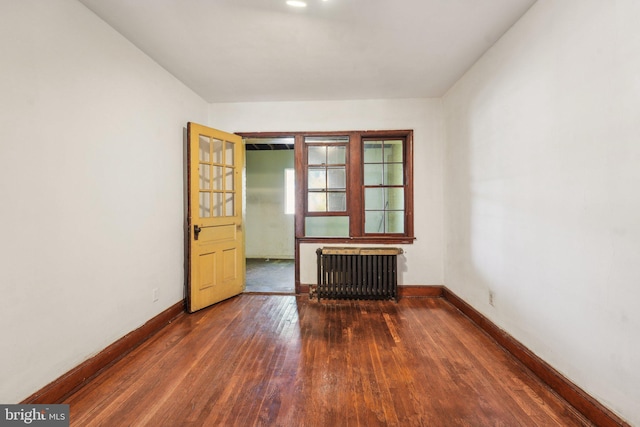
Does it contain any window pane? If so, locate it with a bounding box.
[385,140,403,162]
[225,193,234,216]
[212,139,223,163]
[199,192,211,217]
[305,136,349,144]
[386,188,404,210]
[213,193,223,217]
[308,168,326,190]
[299,131,410,238]
[327,146,346,164]
[327,167,345,189]
[364,164,383,186]
[199,135,210,162]
[244,136,294,148]
[213,166,224,191]
[364,141,383,163]
[308,146,326,165]
[365,188,385,210]
[327,192,346,211]
[386,211,405,233]
[199,164,210,190]
[385,163,404,185]
[225,167,234,191]
[225,141,235,166]
[285,168,295,215]
[365,211,384,233]
[308,193,326,212]
[305,216,349,237]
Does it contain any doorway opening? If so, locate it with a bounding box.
[243,137,295,294]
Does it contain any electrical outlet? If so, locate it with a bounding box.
[153,288,159,302]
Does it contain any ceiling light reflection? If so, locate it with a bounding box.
[286,1,307,7]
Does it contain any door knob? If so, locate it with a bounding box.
[194,225,202,240]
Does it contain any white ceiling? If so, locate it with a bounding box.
[78,0,536,103]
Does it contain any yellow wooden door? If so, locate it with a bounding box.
[187,122,245,312]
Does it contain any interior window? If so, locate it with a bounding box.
[240,130,414,244]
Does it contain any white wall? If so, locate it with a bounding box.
[246,150,295,259]
[0,0,207,402]
[210,99,444,286]
[443,0,640,423]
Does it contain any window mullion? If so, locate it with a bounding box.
[295,134,305,238]
[349,132,363,237]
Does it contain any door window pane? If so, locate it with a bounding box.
[212,139,223,163]
[226,194,234,217]
[199,192,211,218]
[199,135,210,162]
[225,167,234,191]
[199,164,211,190]
[225,141,235,166]
[213,193,223,217]
[213,166,224,191]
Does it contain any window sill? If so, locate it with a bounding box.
[297,236,416,245]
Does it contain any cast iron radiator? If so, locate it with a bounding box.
[313,247,403,301]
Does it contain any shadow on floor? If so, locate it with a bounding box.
[245,258,294,294]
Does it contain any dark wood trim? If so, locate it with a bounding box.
[294,134,305,240]
[350,132,363,236]
[298,284,310,294]
[398,285,443,298]
[186,123,194,313]
[297,237,416,245]
[403,130,414,238]
[442,288,629,427]
[294,240,301,294]
[22,301,185,404]
[242,129,415,242]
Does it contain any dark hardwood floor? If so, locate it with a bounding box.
[65,295,592,426]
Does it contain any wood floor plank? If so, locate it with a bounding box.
[64,295,593,426]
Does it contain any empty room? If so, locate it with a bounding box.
[1,0,638,425]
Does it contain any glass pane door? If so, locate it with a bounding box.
[199,135,237,218]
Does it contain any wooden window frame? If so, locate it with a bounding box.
[304,136,349,216]
[238,130,415,245]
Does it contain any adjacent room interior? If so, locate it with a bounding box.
[244,137,295,294]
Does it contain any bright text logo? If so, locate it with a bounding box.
[0,405,68,427]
